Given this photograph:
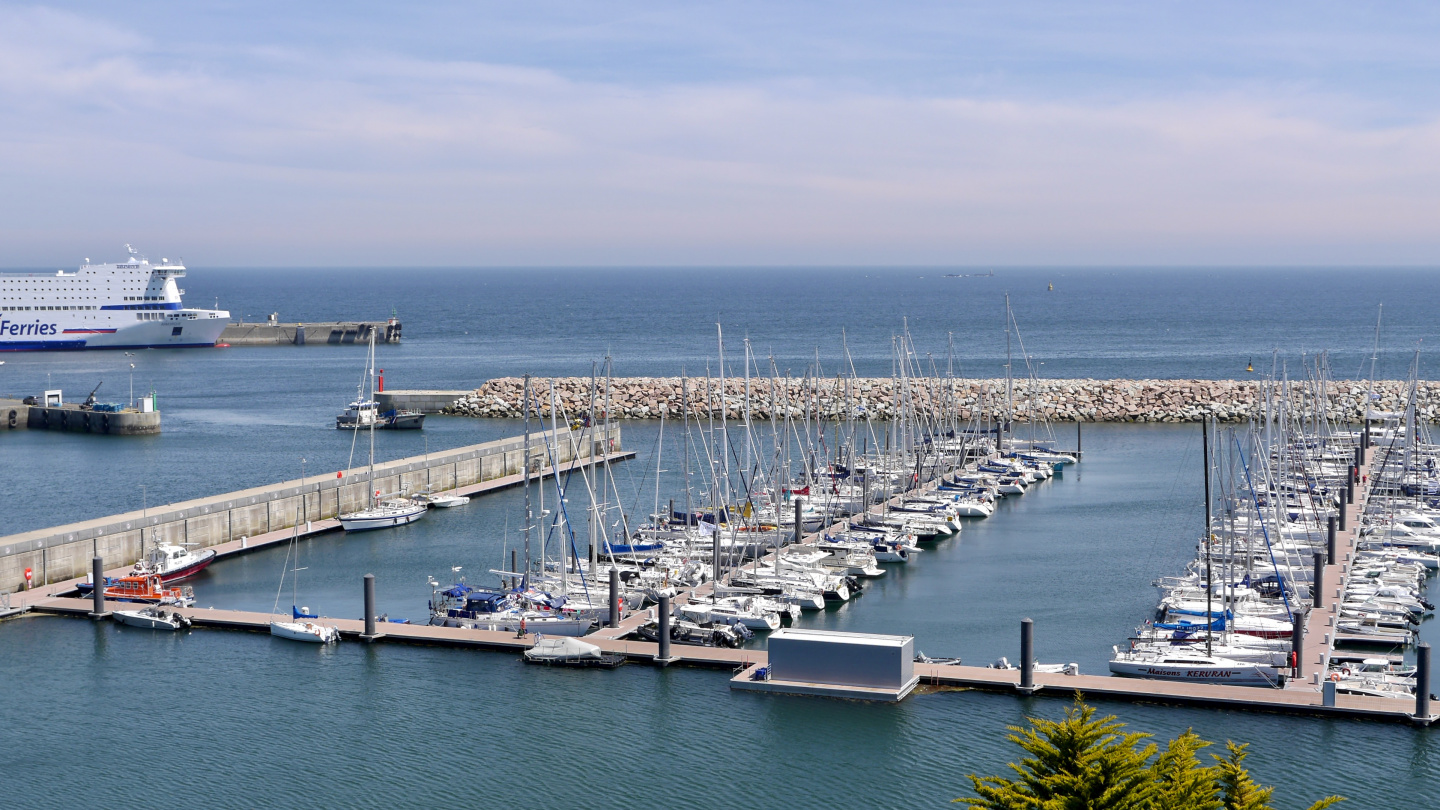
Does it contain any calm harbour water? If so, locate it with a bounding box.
[2,267,1439,807]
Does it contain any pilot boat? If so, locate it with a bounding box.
[132,542,216,583]
[102,574,195,607]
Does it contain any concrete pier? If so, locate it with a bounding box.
[0,398,160,436]
[220,319,400,346]
[21,594,1432,724]
[0,423,629,593]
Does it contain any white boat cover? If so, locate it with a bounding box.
[526,636,604,660]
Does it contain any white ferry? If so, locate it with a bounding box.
[0,245,229,351]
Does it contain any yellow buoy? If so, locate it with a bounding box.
[1047,282,1054,291]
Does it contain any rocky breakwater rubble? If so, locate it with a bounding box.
[444,378,1439,423]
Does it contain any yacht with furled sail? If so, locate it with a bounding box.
[0,245,229,350]
[339,329,427,531]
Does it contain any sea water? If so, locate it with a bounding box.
[1,267,1437,807]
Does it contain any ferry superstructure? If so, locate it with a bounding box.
[0,246,229,351]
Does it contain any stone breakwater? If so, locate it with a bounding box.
[444,378,1437,423]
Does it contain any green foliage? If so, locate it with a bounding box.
[956,694,1344,810]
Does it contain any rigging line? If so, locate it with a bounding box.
[616,418,666,542]
[537,409,592,605]
[1233,433,1295,622]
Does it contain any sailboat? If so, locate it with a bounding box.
[339,330,427,531]
[269,512,340,643]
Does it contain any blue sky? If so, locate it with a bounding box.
[3,2,1438,266]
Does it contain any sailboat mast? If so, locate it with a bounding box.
[1202,417,1213,657]
[549,381,565,594]
[367,329,377,509]
[1004,294,1013,444]
[522,373,532,582]
[682,370,692,528]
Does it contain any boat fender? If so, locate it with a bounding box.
[1329,672,1341,682]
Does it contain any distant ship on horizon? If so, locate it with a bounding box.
[943,270,996,278]
[0,246,230,351]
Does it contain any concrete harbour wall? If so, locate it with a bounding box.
[445,377,1436,423]
[0,424,620,593]
[376,390,468,414]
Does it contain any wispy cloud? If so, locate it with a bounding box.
[1,3,1438,265]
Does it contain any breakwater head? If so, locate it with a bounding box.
[219,315,401,346]
[444,377,1435,423]
[0,396,161,435]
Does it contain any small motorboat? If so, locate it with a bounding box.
[113,606,192,630]
[988,656,1080,675]
[914,651,963,666]
[524,636,624,668]
[424,493,470,508]
[634,617,750,648]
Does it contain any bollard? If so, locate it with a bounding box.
[1313,553,1325,610]
[608,568,619,628]
[656,594,673,663]
[1415,644,1432,722]
[1326,516,1337,565]
[1290,608,1306,678]
[362,573,377,641]
[89,557,107,619]
[1019,618,1035,693]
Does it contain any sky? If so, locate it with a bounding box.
[2,1,1439,267]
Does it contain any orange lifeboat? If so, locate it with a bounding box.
[102,574,195,607]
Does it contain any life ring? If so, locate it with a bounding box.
[1341,667,1352,676]
[1329,672,1341,682]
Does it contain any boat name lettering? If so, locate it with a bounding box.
[0,320,59,336]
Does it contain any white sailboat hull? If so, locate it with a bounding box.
[340,503,427,531]
[270,621,340,643]
[1108,658,1278,686]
